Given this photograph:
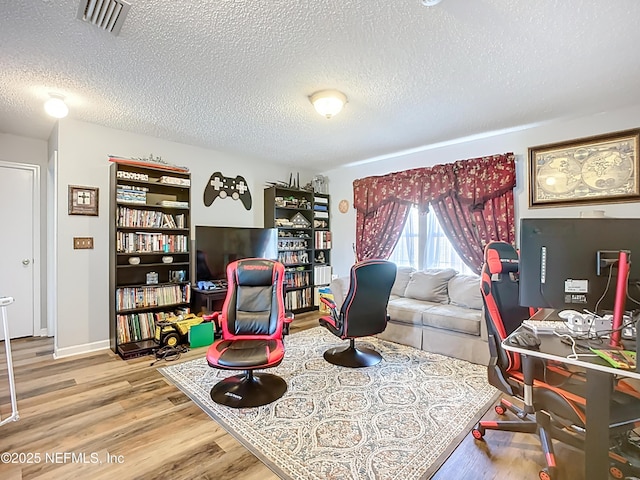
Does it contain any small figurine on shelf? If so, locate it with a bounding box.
[299,251,309,264]
[315,251,325,263]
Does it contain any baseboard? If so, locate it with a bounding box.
[54,340,110,359]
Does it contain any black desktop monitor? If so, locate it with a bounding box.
[519,218,640,314]
[194,226,278,282]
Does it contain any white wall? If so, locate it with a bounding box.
[0,133,48,328]
[54,118,314,355]
[323,104,640,278]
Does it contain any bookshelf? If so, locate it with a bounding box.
[109,161,191,359]
[312,192,332,309]
[264,186,331,313]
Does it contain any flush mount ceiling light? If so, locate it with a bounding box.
[421,0,442,5]
[309,90,348,119]
[44,94,69,119]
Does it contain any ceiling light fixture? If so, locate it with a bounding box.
[44,94,69,119]
[309,90,347,119]
[421,0,442,5]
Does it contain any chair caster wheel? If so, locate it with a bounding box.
[539,468,552,480]
[495,404,507,415]
[608,464,624,479]
[471,426,484,440]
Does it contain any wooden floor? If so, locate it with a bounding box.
[0,312,585,480]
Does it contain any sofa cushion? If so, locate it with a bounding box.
[448,274,483,310]
[391,266,415,296]
[329,277,350,310]
[404,268,457,303]
[387,297,438,326]
[421,304,483,336]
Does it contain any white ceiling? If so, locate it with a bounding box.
[1,1,640,171]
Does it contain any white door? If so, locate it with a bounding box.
[0,164,35,339]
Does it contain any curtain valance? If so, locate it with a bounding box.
[352,153,516,214]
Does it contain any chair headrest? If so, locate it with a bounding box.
[484,241,518,274]
[232,258,277,286]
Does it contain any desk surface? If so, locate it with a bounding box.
[502,328,639,379]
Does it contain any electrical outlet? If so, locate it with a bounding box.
[73,237,94,249]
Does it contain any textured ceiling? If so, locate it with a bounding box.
[1,1,640,170]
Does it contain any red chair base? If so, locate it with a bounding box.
[210,370,287,408]
[324,339,382,367]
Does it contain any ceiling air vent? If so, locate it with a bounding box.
[77,0,131,36]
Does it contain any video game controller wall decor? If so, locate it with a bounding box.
[203,172,252,210]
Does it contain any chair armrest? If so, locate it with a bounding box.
[480,308,488,341]
[203,311,221,334]
[282,311,294,336]
[320,297,336,310]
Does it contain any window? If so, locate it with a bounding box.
[389,206,475,275]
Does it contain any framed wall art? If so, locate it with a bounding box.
[529,128,640,208]
[68,185,99,216]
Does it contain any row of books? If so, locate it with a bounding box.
[278,250,310,265]
[285,270,310,288]
[285,287,313,311]
[116,185,148,204]
[278,239,308,250]
[115,284,191,311]
[314,265,332,285]
[315,230,332,249]
[116,232,188,253]
[117,206,186,229]
[116,308,189,344]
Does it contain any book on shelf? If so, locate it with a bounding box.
[314,265,332,285]
[157,200,189,208]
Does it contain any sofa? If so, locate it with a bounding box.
[330,267,489,365]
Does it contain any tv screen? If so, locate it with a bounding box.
[195,226,278,282]
[519,218,640,313]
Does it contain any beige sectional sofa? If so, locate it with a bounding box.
[330,266,489,365]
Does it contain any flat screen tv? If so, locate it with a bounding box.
[519,218,640,313]
[194,226,278,282]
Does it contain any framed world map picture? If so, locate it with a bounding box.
[529,128,640,207]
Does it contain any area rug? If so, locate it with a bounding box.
[159,327,498,480]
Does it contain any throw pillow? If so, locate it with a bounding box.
[404,268,457,303]
[391,266,416,296]
[448,274,483,310]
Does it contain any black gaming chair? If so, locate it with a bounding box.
[319,259,397,367]
[206,258,287,408]
[472,241,640,480]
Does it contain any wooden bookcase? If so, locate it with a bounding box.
[264,186,331,313]
[109,161,191,359]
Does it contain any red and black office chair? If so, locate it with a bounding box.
[319,259,397,367]
[206,258,287,408]
[472,241,640,480]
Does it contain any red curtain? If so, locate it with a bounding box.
[355,201,410,260]
[352,153,517,269]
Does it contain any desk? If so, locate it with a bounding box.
[502,328,639,480]
[191,287,227,314]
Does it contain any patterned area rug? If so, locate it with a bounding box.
[160,327,498,480]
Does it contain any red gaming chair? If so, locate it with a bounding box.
[206,258,287,408]
[319,259,397,367]
[472,241,640,480]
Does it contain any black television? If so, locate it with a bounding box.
[519,218,640,314]
[194,226,278,282]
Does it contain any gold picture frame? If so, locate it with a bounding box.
[68,185,99,216]
[529,128,640,208]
